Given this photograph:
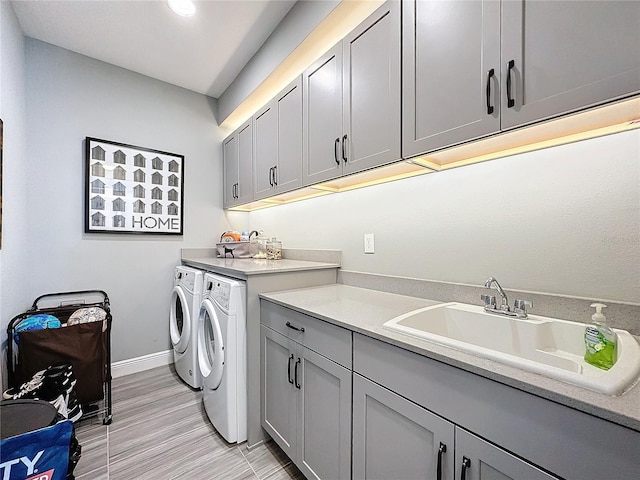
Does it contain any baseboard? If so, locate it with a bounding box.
[111,350,173,378]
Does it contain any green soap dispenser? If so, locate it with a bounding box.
[584,303,617,370]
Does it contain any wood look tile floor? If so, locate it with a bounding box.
[74,365,304,480]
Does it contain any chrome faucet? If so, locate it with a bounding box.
[484,277,509,311]
[481,277,533,319]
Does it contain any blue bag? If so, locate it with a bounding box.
[13,315,61,345]
[0,420,72,480]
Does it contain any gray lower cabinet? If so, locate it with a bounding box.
[353,374,556,480]
[354,333,640,480]
[303,0,401,186]
[353,373,455,480]
[261,302,639,480]
[223,120,253,208]
[455,428,555,480]
[261,321,352,480]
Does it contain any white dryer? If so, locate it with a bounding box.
[170,265,204,389]
[197,272,247,443]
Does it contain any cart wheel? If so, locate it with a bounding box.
[103,415,113,425]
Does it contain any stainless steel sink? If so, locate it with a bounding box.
[383,302,640,395]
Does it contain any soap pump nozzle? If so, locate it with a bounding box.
[590,303,607,323]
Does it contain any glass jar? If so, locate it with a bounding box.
[266,238,282,260]
[252,231,269,258]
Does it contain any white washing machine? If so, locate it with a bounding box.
[197,272,247,443]
[170,265,204,389]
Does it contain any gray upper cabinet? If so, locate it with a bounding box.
[253,77,303,200]
[342,0,401,175]
[403,0,640,159]
[222,134,238,208]
[303,0,401,185]
[501,0,640,130]
[223,120,253,209]
[402,0,501,158]
[302,44,344,185]
[253,102,278,199]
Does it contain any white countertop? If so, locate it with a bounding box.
[260,284,640,432]
[181,254,340,279]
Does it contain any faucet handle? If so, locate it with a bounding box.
[514,299,533,314]
[481,294,496,309]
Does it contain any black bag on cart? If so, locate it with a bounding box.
[16,322,105,403]
[7,290,113,425]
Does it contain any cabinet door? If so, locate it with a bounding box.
[343,0,401,174]
[274,77,303,194]
[237,120,254,205]
[353,374,455,480]
[402,0,501,158]
[298,347,352,480]
[302,43,344,185]
[253,101,277,200]
[455,429,558,480]
[261,326,297,461]
[222,133,239,209]
[501,0,640,130]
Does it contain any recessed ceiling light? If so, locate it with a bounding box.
[168,0,196,17]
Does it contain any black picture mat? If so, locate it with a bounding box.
[84,137,184,235]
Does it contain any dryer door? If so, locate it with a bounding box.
[170,285,191,354]
[198,298,225,390]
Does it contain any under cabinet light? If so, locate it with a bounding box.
[410,97,640,171]
[168,0,196,17]
[226,97,639,212]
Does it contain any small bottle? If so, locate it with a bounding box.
[584,303,617,370]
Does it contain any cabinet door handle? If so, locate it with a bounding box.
[233,183,238,199]
[273,165,278,186]
[506,59,515,108]
[287,353,294,384]
[268,167,274,187]
[341,134,348,162]
[437,442,447,480]
[460,456,471,480]
[486,68,495,115]
[334,137,340,166]
[285,321,305,333]
[294,357,301,389]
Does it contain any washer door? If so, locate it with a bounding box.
[197,299,225,390]
[170,285,191,354]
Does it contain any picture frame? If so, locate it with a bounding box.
[0,118,3,248]
[85,137,184,235]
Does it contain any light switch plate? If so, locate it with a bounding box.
[364,233,375,254]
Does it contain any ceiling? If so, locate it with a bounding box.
[11,0,297,99]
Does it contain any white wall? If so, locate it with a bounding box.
[23,39,231,362]
[250,130,640,304]
[0,1,29,387]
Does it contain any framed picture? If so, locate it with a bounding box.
[85,137,184,235]
[0,118,3,248]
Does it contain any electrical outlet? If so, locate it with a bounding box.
[364,233,375,254]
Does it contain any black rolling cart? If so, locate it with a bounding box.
[6,290,113,425]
